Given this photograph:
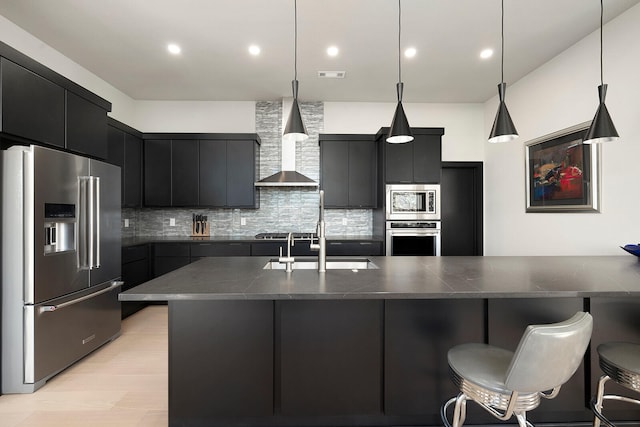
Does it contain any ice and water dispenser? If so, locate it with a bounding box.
[43,203,76,255]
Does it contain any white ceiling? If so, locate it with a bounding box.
[1,0,638,103]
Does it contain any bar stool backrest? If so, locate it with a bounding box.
[505,311,593,393]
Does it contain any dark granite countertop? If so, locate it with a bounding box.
[122,235,384,247]
[119,255,640,301]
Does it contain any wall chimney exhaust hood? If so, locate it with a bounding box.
[255,98,318,187]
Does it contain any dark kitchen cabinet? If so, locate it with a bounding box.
[199,139,226,206]
[66,91,108,159]
[171,140,199,206]
[199,139,258,208]
[378,127,444,184]
[0,57,65,148]
[326,240,383,256]
[153,243,191,277]
[121,244,150,318]
[319,134,377,208]
[190,242,250,261]
[251,240,314,257]
[143,133,260,208]
[278,300,383,416]
[107,119,143,208]
[144,139,198,207]
[170,300,274,419]
[144,139,172,206]
[385,299,485,421]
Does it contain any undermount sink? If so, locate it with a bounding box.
[263,258,379,271]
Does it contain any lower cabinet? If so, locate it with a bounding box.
[384,299,485,422]
[326,240,382,256]
[278,300,383,416]
[170,300,274,422]
[121,244,150,318]
[153,243,191,277]
[190,242,250,261]
[164,297,627,427]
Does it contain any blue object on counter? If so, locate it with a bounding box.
[620,244,640,257]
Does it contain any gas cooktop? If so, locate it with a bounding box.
[254,232,317,240]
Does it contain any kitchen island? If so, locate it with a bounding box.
[120,256,640,427]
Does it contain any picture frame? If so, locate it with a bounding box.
[525,122,601,213]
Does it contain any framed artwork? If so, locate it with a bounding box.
[525,122,601,213]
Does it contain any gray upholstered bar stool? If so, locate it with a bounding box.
[441,311,593,427]
[591,342,640,427]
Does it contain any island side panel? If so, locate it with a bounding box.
[589,297,640,423]
[488,298,590,423]
[277,300,383,417]
[384,299,487,424]
[168,300,274,426]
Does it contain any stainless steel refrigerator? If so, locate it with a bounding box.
[1,145,122,393]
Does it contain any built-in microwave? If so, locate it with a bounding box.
[385,184,440,220]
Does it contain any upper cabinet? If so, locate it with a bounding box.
[107,118,143,208]
[377,127,444,184]
[143,134,260,208]
[319,134,378,208]
[66,91,108,159]
[0,58,65,148]
[0,42,112,158]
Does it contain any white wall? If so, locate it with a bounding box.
[0,15,136,123]
[133,101,255,133]
[324,102,485,162]
[483,3,640,255]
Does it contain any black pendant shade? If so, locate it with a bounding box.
[386,0,413,144]
[283,80,308,142]
[584,84,618,144]
[583,0,619,144]
[488,82,518,143]
[283,0,308,142]
[488,0,518,143]
[387,82,414,143]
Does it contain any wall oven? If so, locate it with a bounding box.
[385,184,441,256]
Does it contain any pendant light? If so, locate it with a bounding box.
[283,0,308,142]
[387,0,413,144]
[488,0,518,143]
[583,0,619,144]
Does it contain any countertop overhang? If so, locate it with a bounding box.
[119,255,640,301]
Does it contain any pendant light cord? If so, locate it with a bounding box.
[398,0,402,86]
[294,0,298,84]
[501,0,504,84]
[600,0,603,85]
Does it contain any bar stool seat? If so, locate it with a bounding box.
[442,312,593,427]
[592,342,640,427]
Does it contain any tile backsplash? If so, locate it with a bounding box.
[122,101,373,238]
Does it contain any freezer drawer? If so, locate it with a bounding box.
[26,283,121,384]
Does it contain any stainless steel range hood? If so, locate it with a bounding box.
[255,98,318,187]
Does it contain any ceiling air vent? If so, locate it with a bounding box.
[317,71,346,79]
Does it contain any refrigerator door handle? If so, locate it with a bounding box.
[88,176,95,269]
[77,176,90,270]
[39,281,123,313]
[94,176,100,269]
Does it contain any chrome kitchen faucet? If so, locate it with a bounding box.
[310,190,327,273]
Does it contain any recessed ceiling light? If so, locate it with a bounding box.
[167,43,181,55]
[327,46,339,57]
[480,48,494,59]
[248,45,261,56]
[404,47,417,58]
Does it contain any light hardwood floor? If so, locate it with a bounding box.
[0,305,169,427]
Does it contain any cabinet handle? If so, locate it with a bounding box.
[329,242,342,245]
[359,242,373,245]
